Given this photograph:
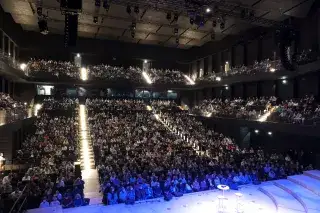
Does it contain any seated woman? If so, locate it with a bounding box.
[125,186,135,205]
[73,193,83,207]
[200,178,208,191]
[107,187,118,205]
[62,194,73,208]
[192,179,200,192]
[151,181,162,198]
[118,186,127,203]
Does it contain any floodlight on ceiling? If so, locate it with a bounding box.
[190,17,194,25]
[220,22,225,30]
[270,67,276,72]
[126,5,131,14]
[77,53,80,57]
[173,13,179,22]
[206,8,211,13]
[134,6,139,14]
[166,12,172,20]
[216,76,221,81]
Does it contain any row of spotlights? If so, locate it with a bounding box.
[126,5,139,14]
[255,129,272,135]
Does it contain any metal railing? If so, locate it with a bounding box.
[8,185,28,213]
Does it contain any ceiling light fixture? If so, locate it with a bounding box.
[134,6,139,14]
[174,28,178,35]
[190,17,194,25]
[103,0,110,11]
[220,22,225,30]
[173,13,179,22]
[93,16,98,23]
[212,20,217,28]
[166,12,172,21]
[95,0,101,7]
[126,5,131,14]
[206,8,211,13]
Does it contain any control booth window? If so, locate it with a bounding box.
[37,85,54,95]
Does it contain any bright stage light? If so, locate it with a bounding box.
[80,67,88,81]
[79,105,91,170]
[254,129,259,134]
[20,63,27,71]
[270,67,276,72]
[216,76,221,81]
[34,104,42,116]
[142,71,152,84]
[184,75,195,85]
[77,53,80,57]
[268,131,272,135]
[146,105,152,111]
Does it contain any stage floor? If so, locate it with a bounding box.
[27,170,320,213]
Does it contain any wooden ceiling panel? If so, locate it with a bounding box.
[146,34,170,42]
[102,18,131,29]
[181,29,207,40]
[136,23,159,33]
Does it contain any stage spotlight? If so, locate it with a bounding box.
[254,129,259,134]
[131,22,136,30]
[206,8,211,13]
[95,0,101,7]
[212,20,217,28]
[211,32,215,40]
[37,7,42,16]
[93,16,98,23]
[103,0,110,11]
[268,131,272,136]
[190,17,194,25]
[220,22,225,30]
[166,12,172,21]
[241,9,246,18]
[134,6,139,14]
[77,53,80,57]
[173,13,179,22]
[38,19,49,35]
[174,28,178,35]
[126,5,131,14]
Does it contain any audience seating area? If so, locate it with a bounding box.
[193,95,320,125]
[0,97,315,211]
[0,92,27,125]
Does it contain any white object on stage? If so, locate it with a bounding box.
[217,195,228,213]
[217,184,230,197]
[235,192,243,213]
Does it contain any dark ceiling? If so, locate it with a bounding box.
[0,0,315,49]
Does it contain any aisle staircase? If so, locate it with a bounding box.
[78,104,102,205]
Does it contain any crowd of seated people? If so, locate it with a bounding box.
[25,59,188,85]
[42,98,79,111]
[268,95,320,125]
[87,65,143,83]
[86,98,146,111]
[197,59,282,83]
[0,92,27,124]
[150,100,178,112]
[27,59,79,79]
[193,97,276,120]
[86,99,309,205]
[148,68,187,85]
[1,109,87,210]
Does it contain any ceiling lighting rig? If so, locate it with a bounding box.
[36,0,49,35]
[60,0,82,47]
[110,0,281,27]
[93,0,101,23]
